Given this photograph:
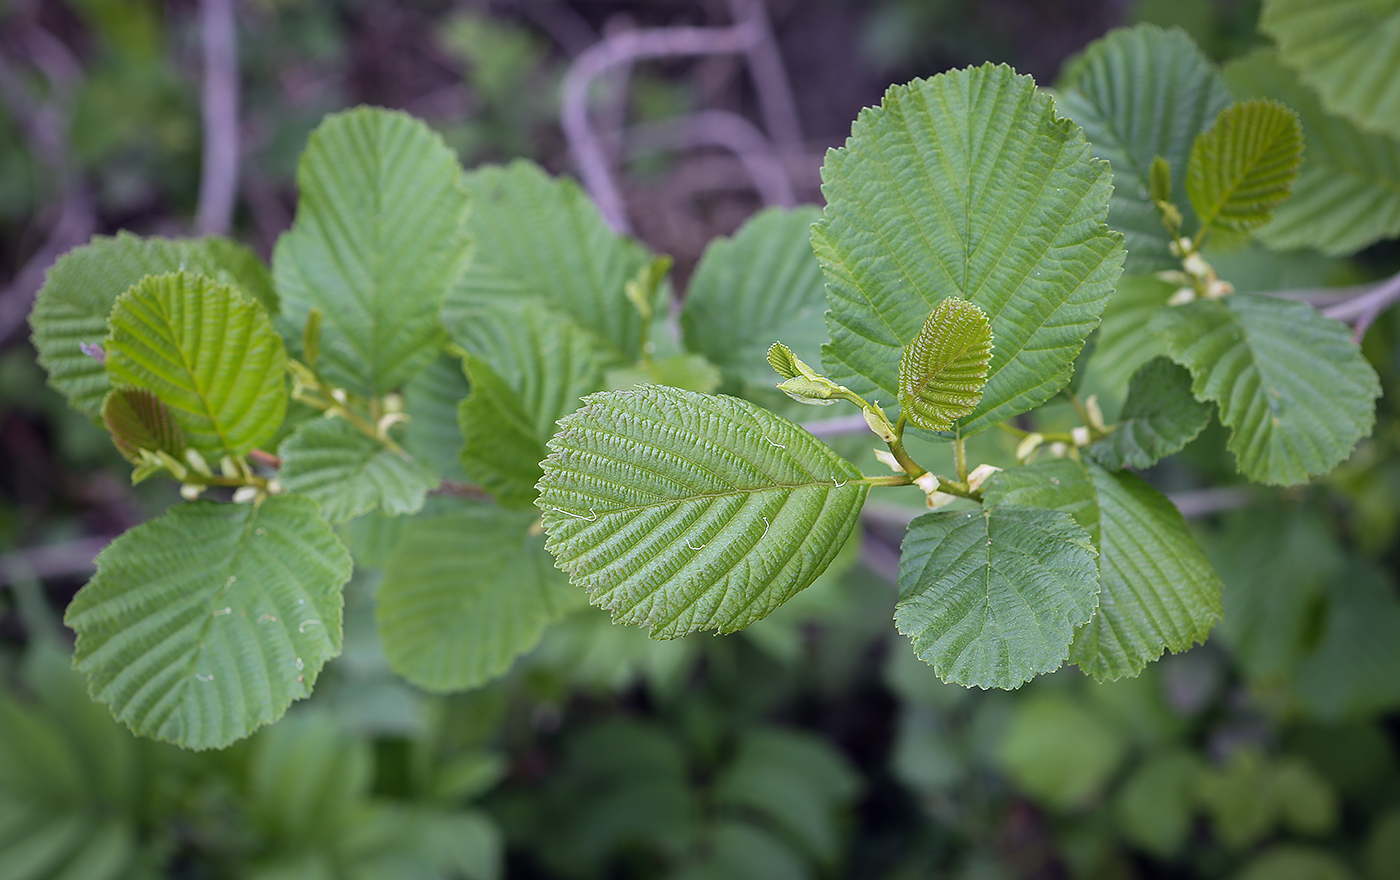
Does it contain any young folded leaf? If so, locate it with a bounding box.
[105,271,287,461]
[1087,357,1211,471]
[897,298,993,431]
[1187,99,1303,238]
[536,386,867,638]
[101,387,187,478]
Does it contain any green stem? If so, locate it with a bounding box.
[859,473,914,487]
[953,427,967,483]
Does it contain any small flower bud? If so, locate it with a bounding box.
[1167,287,1196,306]
[1016,433,1044,462]
[966,463,1002,492]
[232,486,260,504]
[180,482,203,501]
[1085,395,1106,432]
[185,448,212,476]
[1071,426,1091,447]
[874,449,904,473]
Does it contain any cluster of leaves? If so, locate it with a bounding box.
[23,2,1398,757]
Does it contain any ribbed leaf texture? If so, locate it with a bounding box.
[1187,100,1303,236]
[277,419,438,523]
[105,272,287,460]
[896,504,1100,689]
[1151,294,1379,485]
[983,459,1223,680]
[1058,25,1235,271]
[442,160,652,364]
[377,506,587,692]
[29,233,275,418]
[455,308,608,508]
[815,64,1123,435]
[1225,49,1400,255]
[537,386,867,637]
[1260,0,1400,140]
[65,496,352,749]
[680,206,828,390]
[273,107,471,397]
[101,387,186,466]
[1088,357,1211,470]
[1079,276,1174,407]
[402,354,472,482]
[897,297,993,431]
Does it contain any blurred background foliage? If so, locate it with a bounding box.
[2,0,1399,878]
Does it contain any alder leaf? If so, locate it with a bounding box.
[64,496,352,750]
[815,64,1123,435]
[1187,100,1303,237]
[29,233,275,419]
[101,387,186,473]
[1224,49,1400,255]
[1088,357,1211,471]
[536,386,867,638]
[1151,294,1379,485]
[277,419,439,524]
[273,107,471,397]
[1058,24,1235,271]
[442,160,652,364]
[1260,0,1400,141]
[982,460,1224,680]
[680,206,828,389]
[105,272,287,461]
[897,297,993,431]
[377,506,587,692]
[895,505,1100,689]
[455,308,609,507]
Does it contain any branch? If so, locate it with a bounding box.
[1321,268,1400,341]
[560,19,763,233]
[724,0,802,153]
[625,109,795,207]
[0,537,111,586]
[194,0,240,236]
[800,413,872,438]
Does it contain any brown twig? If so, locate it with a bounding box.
[194,0,240,236]
[560,18,764,233]
[724,0,802,154]
[0,537,112,586]
[1321,268,1400,342]
[435,479,494,501]
[625,109,796,207]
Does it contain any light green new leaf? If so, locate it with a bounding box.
[273,107,471,397]
[537,386,867,638]
[1224,49,1400,255]
[455,308,609,507]
[101,387,186,468]
[996,693,1127,811]
[1058,25,1235,271]
[815,64,1123,435]
[897,297,993,431]
[442,160,652,364]
[1260,0,1400,140]
[65,496,352,749]
[1089,357,1211,470]
[377,506,586,692]
[895,504,1100,689]
[1187,100,1303,237]
[1151,293,1379,485]
[105,272,287,460]
[30,232,275,419]
[983,460,1223,680]
[605,354,723,395]
[278,419,439,523]
[680,206,828,389]
[1078,275,1175,409]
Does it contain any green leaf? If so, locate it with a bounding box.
[996,693,1127,810]
[1058,24,1235,272]
[402,353,472,482]
[442,160,653,364]
[455,308,608,507]
[247,712,372,845]
[895,504,1100,689]
[1088,357,1211,470]
[1294,561,1400,719]
[105,271,287,460]
[1077,275,1175,409]
[537,386,867,638]
[1186,99,1303,237]
[897,297,993,431]
[1224,49,1400,255]
[1151,293,1380,485]
[273,107,471,397]
[101,387,186,471]
[1260,0,1400,141]
[277,419,439,524]
[458,353,550,509]
[377,506,588,692]
[982,460,1223,680]
[30,232,275,418]
[680,206,828,389]
[815,64,1123,435]
[1115,752,1206,857]
[64,496,352,749]
[1230,846,1353,880]
[605,354,722,394]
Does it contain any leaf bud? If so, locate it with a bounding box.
[966,463,1002,492]
[185,448,212,477]
[863,405,898,443]
[180,482,203,501]
[232,486,260,504]
[1015,433,1044,462]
